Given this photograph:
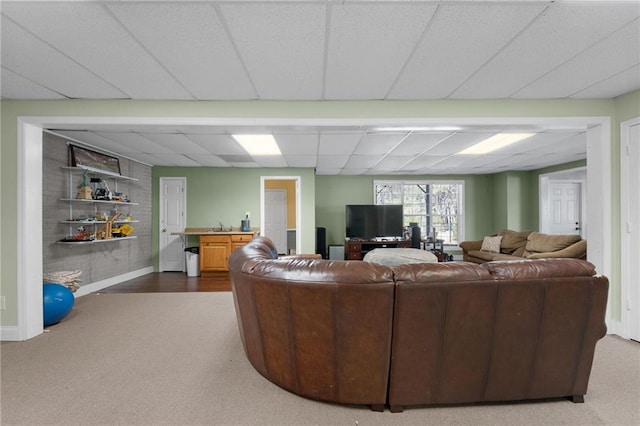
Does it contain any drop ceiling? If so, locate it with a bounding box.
[2,1,639,174]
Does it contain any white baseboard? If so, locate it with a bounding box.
[606,319,625,338]
[74,267,154,298]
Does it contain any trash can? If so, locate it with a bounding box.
[185,247,200,277]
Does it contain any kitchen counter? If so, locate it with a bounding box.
[172,227,259,236]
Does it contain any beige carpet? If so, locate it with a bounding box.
[1,292,639,425]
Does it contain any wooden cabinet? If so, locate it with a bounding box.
[200,233,254,272]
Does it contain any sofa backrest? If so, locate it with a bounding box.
[228,236,396,407]
[389,258,608,407]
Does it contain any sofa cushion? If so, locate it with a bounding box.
[481,236,502,253]
[525,232,582,253]
[497,229,531,254]
[467,250,500,262]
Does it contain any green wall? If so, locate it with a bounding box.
[151,167,316,269]
[315,174,497,245]
[1,95,638,330]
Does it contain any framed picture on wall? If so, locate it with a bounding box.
[69,144,121,175]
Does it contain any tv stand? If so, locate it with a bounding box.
[345,239,411,260]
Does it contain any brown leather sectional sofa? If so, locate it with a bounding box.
[228,237,609,412]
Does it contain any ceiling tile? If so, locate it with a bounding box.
[422,132,497,156]
[572,64,640,99]
[344,155,383,169]
[388,2,546,99]
[94,132,174,154]
[274,133,319,156]
[0,16,126,99]
[219,3,326,99]
[140,133,211,155]
[283,155,317,168]
[451,3,640,98]
[253,156,288,168]
[324,3,437,99]
[148,153,201,167]
[317,155,349,169]
[107,3,255,100]
[318,132,363,155]
[354,133,408,155]
[185,134,247,156]
[2,2,193,99]
[0,68,65,99]
[514,19,640,98]
[186,155,230,167]
[390,132,453,155]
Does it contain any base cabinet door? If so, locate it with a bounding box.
[200,236,230,272]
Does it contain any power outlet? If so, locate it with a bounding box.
[0,296,5,311]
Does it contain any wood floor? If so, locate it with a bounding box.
[100,272,232,293]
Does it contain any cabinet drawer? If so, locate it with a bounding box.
[200,235,230,244]
[231,234,253,243]
[349,243,361,251]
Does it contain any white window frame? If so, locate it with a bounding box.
[373,180,465,244]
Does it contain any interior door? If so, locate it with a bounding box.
[159,177,186,271]
[549,182,582,235]
[264,189,287,255]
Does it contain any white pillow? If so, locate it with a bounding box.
[481,236,503,253]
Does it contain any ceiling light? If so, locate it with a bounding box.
[458,133,534,155]
[232,134,281,156]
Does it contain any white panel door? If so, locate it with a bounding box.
[549,182,581,235]
[160,177,186,271]
[264,189,287,255]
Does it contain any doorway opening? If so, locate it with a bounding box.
[261,177,301,256]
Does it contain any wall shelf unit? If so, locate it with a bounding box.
[58,166,140,245]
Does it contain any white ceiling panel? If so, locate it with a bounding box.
[106,3,255,100]
[354,133,408,155]
[253,156,288,168]
[283,155,317,168]
[373,156,416,170]
[140,133,212,155]
[451,3,640,98]
[318,133,363,155]
[219,3,326,99]
[388,2,546,99]
[423,132,497,156]
[344,155,383,169]
[51,130,134,156]
[0,68,64,99]
[148,153,201,167]
[514,19,640,98]
[185,134,247,156]
[317,155,349,169]
[573,64,640,99]
[390,132,452,155]
[403,155,450,169]
[94,132,174,154]
[324,3,437,99]
[274,133,319,156]
[2,2,192,99]
[185,155,230,168]
[0,16,126,99]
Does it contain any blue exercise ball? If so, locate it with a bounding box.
[43,283,75,326]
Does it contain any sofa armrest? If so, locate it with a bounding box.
[459,240,483,262]
[526,239,587,260]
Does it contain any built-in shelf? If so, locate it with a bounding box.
[56,236,138,245]
[60,220,140,224]
[61,166,139,182]
[60,198,139,206]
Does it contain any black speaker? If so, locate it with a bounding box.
[316,227,327,259]
[411,226,421,249]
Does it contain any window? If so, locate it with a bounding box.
[374,180,464,244]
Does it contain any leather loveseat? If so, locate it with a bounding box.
[229,237,608,412]
[460,229,587,264]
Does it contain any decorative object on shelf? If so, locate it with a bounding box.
[43,283,75,327]
[69,144,121,175]
[90,177,112,201]
[112,223,134,238]
[59,225,94,242]
[76,170,93,200]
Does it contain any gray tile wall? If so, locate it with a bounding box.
[43,133,152,287]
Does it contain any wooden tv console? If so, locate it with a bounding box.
[345,239,411,260]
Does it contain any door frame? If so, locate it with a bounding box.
[260,176,301,256]
[5,116,611,341]
[159,177,187,272]
[620,116,640,340]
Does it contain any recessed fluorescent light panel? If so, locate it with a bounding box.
[232,134,281,156]
[458,133,534,155]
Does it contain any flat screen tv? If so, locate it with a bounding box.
[345,204,404,239]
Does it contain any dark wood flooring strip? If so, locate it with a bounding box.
[100,272,232,293]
